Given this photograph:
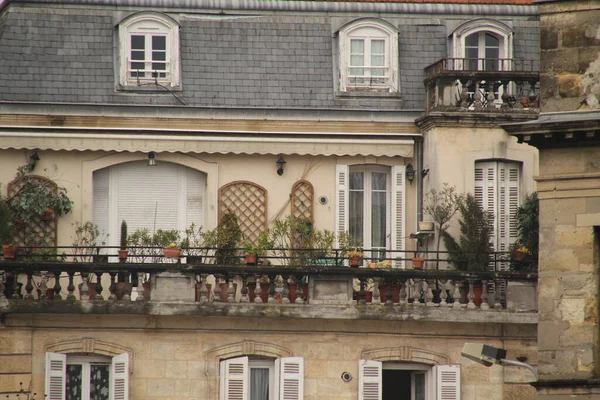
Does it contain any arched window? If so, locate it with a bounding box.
[338,19,399,93]
[451,19,514,71]
[118,12,180,87]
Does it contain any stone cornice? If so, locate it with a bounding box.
[416,112,538,131]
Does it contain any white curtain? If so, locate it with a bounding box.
[250,368,269,400]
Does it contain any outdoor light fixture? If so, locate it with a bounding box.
[461,343,539,380]
[276,155,286,176]
[422,168,430,178]
[406,163,415,183]
[148,152,157,167]
[27,152,40,172]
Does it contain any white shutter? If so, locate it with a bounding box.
[110,353,129,400]
[93,168,110,240]
[335,165,349,238]
[474,162,497,248]
[45,352,66,400]
[434,364,460,400]
[390,166,405,268]
[221,356,248,400]
[358,359,382,400]
[275,357,304,400]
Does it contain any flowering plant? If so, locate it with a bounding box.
[516,245,531,255]
[167,242,178,248]
[346,249,364,258]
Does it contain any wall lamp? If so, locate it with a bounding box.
[422,168,429,178]
[461,343,539,381]
[27,152,40,172]
[276,155,286,176]
[148,152,157,167]
[406,163,415,184]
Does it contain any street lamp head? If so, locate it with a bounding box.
[461,343,507,367]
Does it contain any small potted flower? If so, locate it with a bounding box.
[163,242,181,259]
[513,245,531,262]
[346,249,364,268]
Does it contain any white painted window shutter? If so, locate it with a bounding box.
[358,359,382,400]
[221,356,248,400]
[45,352,66,400]
[275,357,304,400]
[335,164,349,238]
[93,168,110,241]
[110,352,129,400]
[186,167,206,227]
[390,166,406,268]
[434,364,460,400]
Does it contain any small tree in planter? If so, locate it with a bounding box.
[0,188,16,258]
[118,220,129,260]
[424,183,464,269]
[181,223,206,264]
[243,231,274,265]
[511,192,539,272]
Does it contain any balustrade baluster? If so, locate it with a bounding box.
[486,82,495,108]
[371,277,381,305]
[108,272,117,301]
[38,272,48,300]
[227,275,235,303]
[501,81,510,108]
[95,272,103,300]
[252,274,262,304]
[398,279,407,306]
[53,270,62,300]
[460,80,469,108]
[213,275,222,303]
[452,280,462,309]
[25,273,34,300]
[439,279,449,306]
[80,272,89,301]
[281,276,290,305]
[267,274,276,304]
[295,276,304,304]
[384,280,393,306]
[494,279,503,309]
[467,280,476,309]
[480,280,490,310]
[416,280,425,307]
[136,273,145,302]
[474,81,483,109]
[425,280,435,307]
[240,275,249,303]
[199,274,210,304]
[0,272,5,300]
[67,271,76,301]
[357,278,366,305]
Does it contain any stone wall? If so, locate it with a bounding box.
[0,314,536,400]
[539,1,600,112]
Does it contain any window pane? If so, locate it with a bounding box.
[131,50,145,61]
[350,39,364,54]
[152,62,166,71]
[349,191,364,245]
[414,373,426,400]
[350,55,364,68]
[371,40,385,55]
[372,172,386,191]
[89,364,110,400]
[465,33,478,47]
[152,51,166,62]
[371,55,385,67]
[371,191,386,249]
[349,172,364,190]
[131,35,145,50]
[485,33,499,47]
[250,368,269,400]
[152,36,166,51]
[66,364,83,400]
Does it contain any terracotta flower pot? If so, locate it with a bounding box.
[244,253,258,265]
[378,283,401,303]
[41,208,55,221]
[118,249,129,260]
[412,257,425,269]
[2,245,17,259]
[163,247,181,259]
[364,290,373,303]
[349,257,361,267]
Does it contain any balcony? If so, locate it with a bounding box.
[0,246,537,325]
[424,58,540,115]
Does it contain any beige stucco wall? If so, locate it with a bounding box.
[0,314,536,400]
[0,149,416,251]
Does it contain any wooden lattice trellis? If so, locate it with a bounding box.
[219,181,267,243]
[7,175,58,246]
[291,180,314,250]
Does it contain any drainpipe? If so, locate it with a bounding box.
[416,136,424,226]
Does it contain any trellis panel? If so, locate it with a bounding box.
[219,181,267,243]
[7,175,58,246]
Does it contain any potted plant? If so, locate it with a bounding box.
[338,231,363,267]
[118,220,129,260]
[243,231,273,265]
[181,222,205,265]
[424,183,464,269]
[511,192,538,272]
[346,249,364,267]
[212,211,242,265]
[411,256,425,269]
[163,242,181,259]
[70,221,108,263]
[0,191,16,259]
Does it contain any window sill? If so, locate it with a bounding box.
[335,91,402,99]
[117,84,182,93]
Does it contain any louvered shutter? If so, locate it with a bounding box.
[335,165,349,237]
[110,353,129,400]
[358,360,382,400]
[275,357,304,400]
[434,364,460,400]
[45,352,66,400]
[390,166,406,268]
[221,356,248,400]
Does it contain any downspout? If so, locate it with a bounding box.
[416,136,424,226]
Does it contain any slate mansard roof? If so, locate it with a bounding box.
[0,0,539,110]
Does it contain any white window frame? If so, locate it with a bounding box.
[336,164,405,268]
[219,356,304,400]
[118,12,180,88]
[451,19,514,72]
[338,19,399,93]
[45,352,129,400]
[358,360,460,400]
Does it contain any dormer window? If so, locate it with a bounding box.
[118,12,180,88]
[338,19,399,93]
[451,19,513,71]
